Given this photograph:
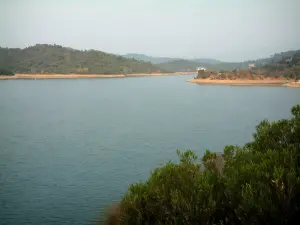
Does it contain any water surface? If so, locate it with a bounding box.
[0,76,299,224]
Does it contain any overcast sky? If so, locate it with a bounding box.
[1,0,299,61]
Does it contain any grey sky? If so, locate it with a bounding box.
[1,0,299,61]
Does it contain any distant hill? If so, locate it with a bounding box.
[0,45,166,74]
[157,59,201,72]
[192,58,223,65]
[123,53,222,66]
[123,53,226,72]
[123,53,179,64]
[158,50,299,72]
[157,59,245,72]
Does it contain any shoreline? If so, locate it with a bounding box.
[187,79,300,88]
[0,72,192,80]
[0,74,125,79]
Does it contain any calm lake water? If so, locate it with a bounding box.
[0,75,299,225]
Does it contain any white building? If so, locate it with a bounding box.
[197,67,207,71]
[249,64,255,69]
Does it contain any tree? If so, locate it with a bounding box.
[106,105,300,225]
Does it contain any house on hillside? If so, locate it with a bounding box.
[249,64,255,70]
[196,67,207,78]
[197,67,207,72]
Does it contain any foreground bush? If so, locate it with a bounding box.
[107,105,300,225]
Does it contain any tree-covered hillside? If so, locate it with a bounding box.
[263,50,300,80]
[0,44,166,74]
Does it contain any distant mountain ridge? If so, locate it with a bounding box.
[123,53,222,65]
[156,59,201,72]
[123,53,180,64]
[123,51,299,72]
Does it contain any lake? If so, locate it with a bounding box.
[0,75,299,225]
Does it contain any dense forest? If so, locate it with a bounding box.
[104,104,300,225]
[0,44,166,74]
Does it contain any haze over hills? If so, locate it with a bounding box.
[156,59,201,73]
[123,53,180,64]
[123,53,222,65]
[124,51,298,72]
[155,51,298,72]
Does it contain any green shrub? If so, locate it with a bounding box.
[111,105,300,225]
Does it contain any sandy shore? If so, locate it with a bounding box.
[0,72,193,80]
[187,78,297,87]
[284,81,300,88]
[0,74,125,79]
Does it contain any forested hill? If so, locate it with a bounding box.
[158,50,298,72]
[0,44,166,74]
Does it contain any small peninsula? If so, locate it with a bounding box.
[189,51,300,88]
